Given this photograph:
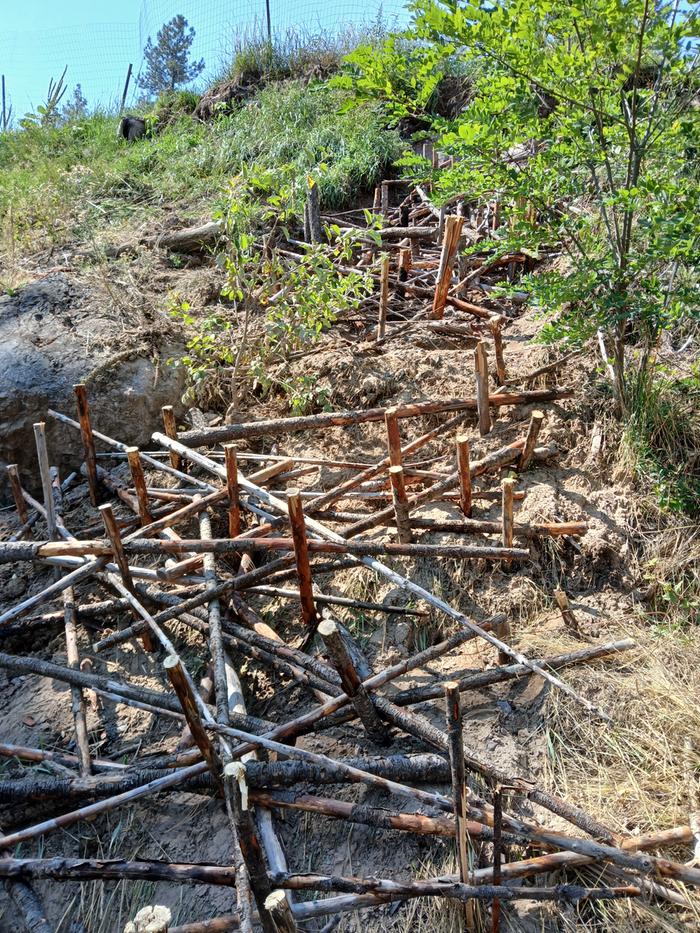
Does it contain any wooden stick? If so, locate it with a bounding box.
[490,316,507,386]
[376,254,390,340]
[225,445,242,539]
[306,178,322,244]
[432,214,464,319]
[125,447,153,525]
[162,405,183,471]
[318,616,390,746]
[74,383,99,506]
[491,788,503,933]
[223,762,275,933]
[6,465,29,530]
[286,489,317,630]
[265,890,297,932]
[33,423,57,540]
[456,435,472,517]
[62,587,92,777]
[199,504,229,726]
[175,388,574,447]
[388,466,412,544]
[246,587,428,616]
[384,406,403,466]
[474,342,492,435]
[0,829,53,933]
[501,478,515,549]
[445,682,471,919]
[518,410,545,470]
[164,655,222,789]
[398,246,411,281]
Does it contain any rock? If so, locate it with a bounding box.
[394,621,411,646]
[0,274,186,501]
[124,905,172,933]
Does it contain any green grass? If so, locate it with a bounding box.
[0,79,402,264]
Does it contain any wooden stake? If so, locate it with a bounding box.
[265,890,297,932]
[492,788,503,933]
[518,410,545,470]
[553,589,581,635]
[456,435,472,517]
[318,616,390,746]
[381,182,389,215]
[33,423,57,541]
[432,214,464,319]
[223,762,276,933]
[125,447,153,525]
[99,503,154,652]
[161,405,182,471]
[376,255,390,341]
[445,682,475,928]
[474,342,492,436]
[74,383,99,506]
[501,478,515,549]
[224,445,241,539]
[306,178,322,244]
[63,588,92,777]
[6,465,29,529]
[384,406,402,467]
[388,466,412,545]
[398,246,411,282]
[490,316,507,385]
[164,655,222,789]
[286,489,317,630]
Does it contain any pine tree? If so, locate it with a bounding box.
[137,15,204,96]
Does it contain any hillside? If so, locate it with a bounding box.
[1,15,699,933]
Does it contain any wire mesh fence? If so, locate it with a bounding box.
[0,0,407,124]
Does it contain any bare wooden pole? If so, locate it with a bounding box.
[223,762,276,933]
[398,246,411,282]
[444,682,474,927]
[318,616,390,746]
[286,489,317,631]
[501,478,515,549]
[225,445,242,539]
[199,505,229,726]
[99,503,154,652]
[161,405,183,471]
[265,890,297,932]
[126,447,153,525]
[62,588,91,777]
[33,424,57,540]
[6,465,29,530]
[432,214,464,319]
[384,406,403,466]
[388,466,412,545]
[518,410,545,470]
[74,383,99,506]
[376,255,390,341]
[490,316,507,386]
[491,788,503,933]
[474,342,492,436]
[455,435,472,517]
[164,656,222,789]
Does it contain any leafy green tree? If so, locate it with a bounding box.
[138,15,205,96]
[346,0,700,415]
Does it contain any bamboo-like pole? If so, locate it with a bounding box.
[74,383,100,506]
[318,616,390,746]
[164,656,222,789]
[265,890,297,932]
[376,255,390,341]
[225,445,242,539]
[125,447,153,525]
[474,342,492,435]
[432,214,464,319]
[286,489,317,630]
[388,466,412,544]
[33,423,57,540]
[456,435,472,517]
[519,410,545,470]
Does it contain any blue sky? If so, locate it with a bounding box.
[1,0,406,121]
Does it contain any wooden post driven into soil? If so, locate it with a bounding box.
[474,342,492,436]
[286,489,317,631]
[456,435,472,517]
[224,445,241,539]
[519,410,545,470]
[125,447,152,525]
[164,655,222,790]
[74,383,99,506]
[318,616,390,747]
[6,465,29,530]
[445,682,476,928]
[384,406,403,466]
[388,466,413,544]
[376,254,390,341]
[161,405,182,471]
[432,214,464,319]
